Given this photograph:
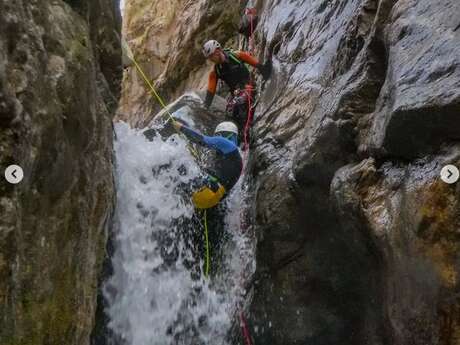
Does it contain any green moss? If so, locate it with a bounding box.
[417,181,459,287]
[418,182,457,241]
[3,257,82,345]
[24,268,76,344]
[68,37,91,63]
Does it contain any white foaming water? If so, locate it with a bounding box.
[105,120,254,345]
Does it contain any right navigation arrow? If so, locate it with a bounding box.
[441,165,459,184]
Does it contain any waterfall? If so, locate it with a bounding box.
[103,115,254,345]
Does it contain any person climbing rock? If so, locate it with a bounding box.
[171,120,242,209]
[239,7,258,40]
[202,39,271,129]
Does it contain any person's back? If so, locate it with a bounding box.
[214,49,252,92]
[172,120,242,209]
[201,40,271,110]
[205,135,242,191]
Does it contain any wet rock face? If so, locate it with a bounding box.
[248,0,460,344]
[0,1,121,344]
[118,0,244,127]
[362,0,460,158]
[332,147,460,345]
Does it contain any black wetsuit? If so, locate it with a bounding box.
[215,50,251,92]
[179,125,242,192]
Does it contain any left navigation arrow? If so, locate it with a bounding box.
[5,165,24,184]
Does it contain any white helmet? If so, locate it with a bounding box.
[215,121,238,135]
[202,40,221,58]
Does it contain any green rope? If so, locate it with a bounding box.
[119,34,199,158]
[121,35,174,119]
[203,209,210,278]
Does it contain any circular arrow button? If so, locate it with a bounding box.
[5,165,24,184]
[440,164,459,184]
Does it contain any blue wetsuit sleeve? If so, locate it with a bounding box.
[203,136,237,154]
[179,125,206,145]
[180,125,237,154]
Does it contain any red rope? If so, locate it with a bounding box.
[242,86,253,153]
[248,10,255,54]
[242,7,256,159]
[238,13,257,344]
[240,312,253,345]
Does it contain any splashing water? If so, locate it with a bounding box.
[104,120,254,345]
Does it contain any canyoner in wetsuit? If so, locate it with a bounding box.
[171,120,242,209]
[202,40,271,131]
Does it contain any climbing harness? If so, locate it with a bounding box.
[119,34,199,158]
[203,209,210,278]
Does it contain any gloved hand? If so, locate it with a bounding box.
[171,120,182,132]
[204,91,214,109]
[257,60,272,80]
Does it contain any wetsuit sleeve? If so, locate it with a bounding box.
[207,70,217,94]
[235,51,259,67]
[179,125,237,154]
[179,125,206,145]
[205,70,217,108]
[202,136,238,154]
